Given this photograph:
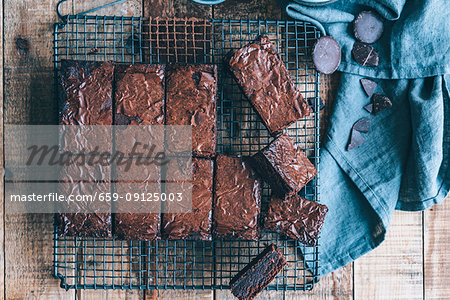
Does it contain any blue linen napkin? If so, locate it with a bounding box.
[284,0,450,276]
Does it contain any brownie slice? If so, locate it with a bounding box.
[113,63,166,240]
[165,64,217,157]
[251,134,317,196]
[114,162,161,241]
[59,60,114,125]
[213,155,261,240]
[265,194,328,246]
[162,158,214,240]
[227,35,310,135]
[230,244,287,300]
[57,60,114,237]
[114,64,165,125]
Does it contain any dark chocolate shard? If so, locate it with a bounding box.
[364,103,373,113]
[347,129,365,151]
[312,36,341,74]
[352,42,379,67]
[352,118,370,133]
[371,93,392,114]
[353,11,384,44]
[360,78,377,97]
[307,97,325,111]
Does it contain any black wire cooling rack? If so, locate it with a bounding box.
[53,15,322,291]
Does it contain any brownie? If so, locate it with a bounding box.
[230,244,287,300]
[213,155,261,240]
[265,194,328,246]
[114,151,162,240]
[114,64,165,126]
[227,35,310,135]
[162,158,214,240]
[56,180,112,238]
[58,60,114,237]
[59,60,114,125]
[165,64,217,157]
[251,134,317,196]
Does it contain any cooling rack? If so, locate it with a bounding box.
[53,15,322,291]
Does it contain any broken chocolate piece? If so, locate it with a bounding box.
[352,42,379,67]
[230,244,287,300]
[353,11,384,44]
[352,118,370,133]
[312,36,341,74]
[265,194,328,246]
[347,129,365,151]
[371,93,392,114]
[360,78,377,97]
[364,103,373,113]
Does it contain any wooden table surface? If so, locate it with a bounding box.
[1,0,448,299]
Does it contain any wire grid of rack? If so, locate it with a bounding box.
[53,16,322,291]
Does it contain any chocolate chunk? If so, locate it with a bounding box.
[264,194,328,246]
[371,93,392,114]
[352,117,370,133]
[360,78,377,97]
[347,129,365,151]
[251,134,317,196]
[230,244,287,300]
[364,103,373,113]
[353,11,384,44]
[352,42,379,67]
[312,35,341,74]
[228,35,310,135]
[213,155,261,240]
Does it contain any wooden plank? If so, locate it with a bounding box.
[143,3,213,300]
[0,0,5,298]
[212,1,285,299]
[143,0,211,19]
[3,0,74,298]
[354,211,423,300]
[68,1,145,299]
[284,264,353,299]
[424,195,450,299]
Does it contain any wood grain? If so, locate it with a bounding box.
[424,195,450,299]
[354,211,423,300]
[3,0,74,298]
[0,0,4,298]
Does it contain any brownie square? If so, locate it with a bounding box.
[114,181,161,241]
[251,134,317,196]
[59,60,114,125]
[213,155,261,240]
[227,35,310,135]
[114,64,165,125]
[230,244,287,300]
[162,158,214,240]
[264,194,328,246]
[165,64,217,157]
[114,157,162,240]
